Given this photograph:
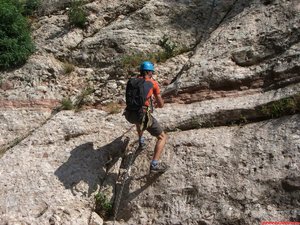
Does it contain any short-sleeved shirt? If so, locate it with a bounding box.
[140,76,161,107]
[124,76,163,136]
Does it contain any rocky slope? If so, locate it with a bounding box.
[1,108,299,225]
[0,0,300,224]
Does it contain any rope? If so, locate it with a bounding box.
[112,141,140,223]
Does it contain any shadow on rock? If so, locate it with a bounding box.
[113,171,164,221]
[261,176,300,221]
[169,0,256,45]
[55,136,129,197]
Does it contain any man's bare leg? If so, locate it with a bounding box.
[136,124,143,138]
[136,124,146,149]
[152,132,167,161]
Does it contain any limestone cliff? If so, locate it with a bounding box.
[0,0,299,224]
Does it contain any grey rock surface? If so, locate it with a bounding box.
[0,109,51,152]
[179,0,300,95]
[0,110,127,225]
[2,0,298,105]
[0,0,299,224]
[115,115,300,225]
[0,109,299,224]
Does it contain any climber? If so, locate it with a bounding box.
[124,61,168,173]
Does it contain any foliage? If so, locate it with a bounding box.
[121,52,155,71]
[58,86,94,112]
[0,0,35,70]
[293,93,300,111]
[10,0,23,11]
[158,35,177,58]
[239,114,248,124]
[105,102,121,114]
[74,86,94,110]
[260,95,300,118]
[60,98,74,110]
[68,0,87,28]
[10,0,41,16]
[120,35,189,71]
[22,0,41,16]
[95,192,113,219]
[62,61,75,74]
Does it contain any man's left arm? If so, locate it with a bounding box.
[154,94,164,108]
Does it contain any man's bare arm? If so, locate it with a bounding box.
[154,94,164,108]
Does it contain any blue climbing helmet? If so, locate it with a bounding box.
[140,61,154,72]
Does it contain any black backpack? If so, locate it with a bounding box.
[125,78,146,110]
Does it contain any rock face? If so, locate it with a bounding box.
[0,108,52,153]
[0,0,300,224]
[122,115,300,225]
[0,110,126,225]
[2,0,299,105]
[0,110,299,225]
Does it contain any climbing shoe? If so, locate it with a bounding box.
[150,162,169,174]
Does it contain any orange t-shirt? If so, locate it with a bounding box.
[139,77,161,107]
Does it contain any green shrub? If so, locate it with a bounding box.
[68,0,87,28]
[121,35,190,71]
[57,87,93,112]
[10,0,23,11]
[260,96,299,118]
[121,52,155,71]
[158,35,177,58]
[0,0,35,70]
[74,86,94,110]
[9,0,41,16]
[23,0,41,16]
[105,102,121,114]
[62,61,75,74]
[293,93,300,111]
[60,98,74,110]
[95,192,113,219]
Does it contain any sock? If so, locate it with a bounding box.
[139,136,145,144]
[151,160,158,167]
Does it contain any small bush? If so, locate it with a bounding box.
[23,0,41,16]
[74,86,94,109]
[95,192,113,219]
[260,96,299,118]
[0,0,35,70]
[106,102,121,114]
[62,61,75,74]
[239,114,248,124]
[60,98,74,110]
[120,52,156,71]
[120,35,190,71]
[158,35,177,58]
[68,0,87,28]
[58,87,94,112]
[293,93,300,111]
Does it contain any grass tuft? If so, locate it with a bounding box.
[95,192,113,219]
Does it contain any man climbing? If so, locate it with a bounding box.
[124,61,168,173]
